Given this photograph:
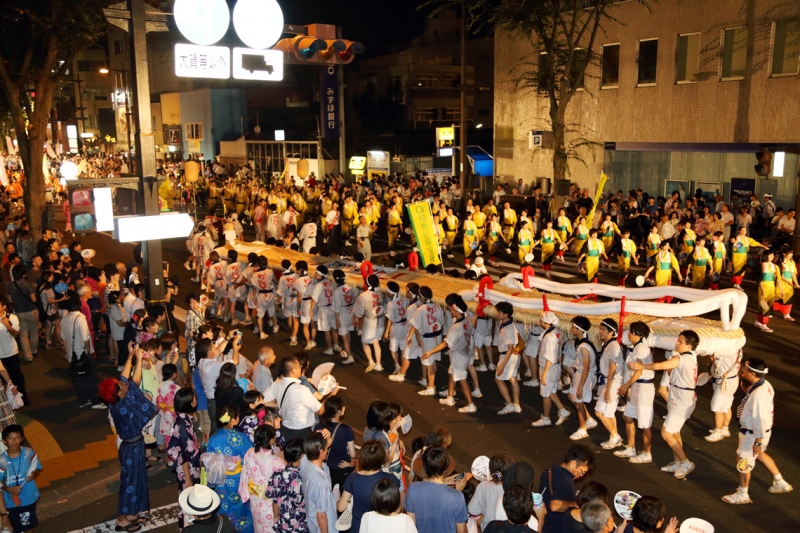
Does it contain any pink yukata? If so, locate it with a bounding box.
[238,447,286,533]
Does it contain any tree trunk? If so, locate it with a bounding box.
[551,108,567,182]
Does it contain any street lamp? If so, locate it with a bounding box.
[99,66,133,156]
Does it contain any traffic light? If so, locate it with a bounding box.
[272,37,364,65]
[69,186,96,233]
[755,150,771,176]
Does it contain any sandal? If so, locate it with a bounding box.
[114,523,142,532]
[146,455,162,463]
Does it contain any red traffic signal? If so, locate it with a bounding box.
[273,37,364,65]
[755,150,771,176]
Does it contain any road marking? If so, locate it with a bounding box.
[67,503,180,533]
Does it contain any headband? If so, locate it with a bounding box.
[745,362,768,374]
[572,321,588,333]
[600,318,618,333]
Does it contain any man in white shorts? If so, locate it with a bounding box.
[723,357,793,504]
[224,250,248,326]
[473,274,495,372]
[250,256,277,340]
[276,259,299,345]
[354,275,386,372]
[191,225,214,286]
[705,349,742,443]
[295,261,319,350]
[332,270,358,365]
[383,281,408,375]
[521,322,541,388]
[205,251,228,320]
[310,265,340,356]
[266,203,284,241]
[614,321,655,464]
[298,214,318,254]
[426,294,477,413]
[629,329,699,480]
[390,283,421,383]
[567,316,598,441]
[532,311,570,428]
[493,301,521,415]
[595,318,624,450]
[410,286,444,396]
[240,252,260,333]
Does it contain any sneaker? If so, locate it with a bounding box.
[613,446,637,458]
[253,327,260,335]
[524,369,532,378]
[91,403,108,410]
[333,345,342,353]
[447,254,455,259]
[341,356,355,365]
[223,316,230,323]
[418,387,436,396]
[660,462,682,473]
[722,490,752,504]
[585,418,598,429]
[272,325,280,333]
[476,364,488,372]
[365,363,376,373]
[512,404,522,413]
[289,337,298,346]
[705,430,725,443]
[522,380,540,387]
[720,427,731,438]
[570,428,589,440]
[388,374,405,382]
[458,404,477,413]
[308,341,318,349]
[304,343,315,350]
[260,333,268,340]
[439,397,455,407]
[418,378,430,387]
[323,348,334,355]
[393,365,401,375]
[532,417,552,427]
[600,434,623,450]
[505,248,512,254]
[374,365,384,372]
[555,408,571,426]
[438,388,449,398]
[629,452,653,464]
[488,363,496,371]
[191,277,200,283]
[497,404,515,415]
[674,461,695,479]
[769,480,794,494]
[471,388,483,398]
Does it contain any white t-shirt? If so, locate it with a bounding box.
[198,358,226,399]
[0,314,20,357]
[109,304,127,341]
[264,377,322,430]
[359,511,417,533]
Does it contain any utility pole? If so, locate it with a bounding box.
[337,26,346,177]
[459,0,467,193]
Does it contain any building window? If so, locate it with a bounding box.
[570,48,587,89]
[771,19,800,76]
[676,33,700,83]
[415,74,440,88]
[77,61,92,72]
[637,39,658,85]
[537,52,550,92]
[721,27,748,79]
[414,107,435,121]
[94,94,108,101]
[185,123,203,140]
[443,73,460,87]
[442,108,461,120]
[113,40,122,55]
[88,115,97,129]
[602,44,620,88]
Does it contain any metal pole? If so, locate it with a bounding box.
[337,27,346,177]
[459,0,467,192]
[127,0,164,300]
[123,70,132,158]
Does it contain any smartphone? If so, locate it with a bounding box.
[453,473,465,482]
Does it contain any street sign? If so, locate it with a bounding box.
[436,127,455,149]
[530,130,543,149]
[116,213,195,243]
[175,43,230,79]
[233,48,284,81]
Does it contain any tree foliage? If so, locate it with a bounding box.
[0,0,109,238]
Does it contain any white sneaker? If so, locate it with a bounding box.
[393,365,401,375]
[585,418,598,429]
[447,254,455,259]
[497,404,515,415]
[374,364,384,372]
[289,337,298,346]
[459,404,477,413]
[720,427,731,437]
[505,248,512,254]
[259,333,268,340]
[722,490,752,504]
[555,408,571,426]
[191,277,200,283]
[365,363,376,373]
[513,404,521,413]
[600,434,623,450]
[418,378,430,387]
[341,356,355,365]
[333,345,342,353]
[629,452,652,464]
[769,480,794,493]
[323,348,334,355]
[705,430,725,443]
[524,369,532,377]
[532,417,552,427]
[476,364,488,372]
[570,428,589,440]
[184,261,192,270]
[418,387,436,396]
[613,446,637,458]
[661,462,681,473]
[304,343,315,350]
[253,327,260,335]
[471,389,483,398]
[674,461,695,479]
[388,374,405,382]
[439,388,449,398]
[272,325,280,333]
[522,380,539,388]
[439,397,455,407]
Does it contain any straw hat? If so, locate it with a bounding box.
[178,485,220,517]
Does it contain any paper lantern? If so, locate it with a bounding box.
[185,160,200,183]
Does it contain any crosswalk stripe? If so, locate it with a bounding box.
[67,503,180,533]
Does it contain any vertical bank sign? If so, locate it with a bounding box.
[320,66,339,138]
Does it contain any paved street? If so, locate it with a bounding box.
[29,228,800,533]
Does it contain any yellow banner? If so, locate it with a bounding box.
[586,172,609,227]
[406,201,441,267]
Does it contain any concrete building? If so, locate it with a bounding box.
[494,0,800,210]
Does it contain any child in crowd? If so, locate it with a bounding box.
[0,425,43,533]
[265,438,308,533]
[156,363,180,453]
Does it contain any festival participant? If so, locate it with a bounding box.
[425,294,478,413]
[387,203,403,257]
[775,246,799,320]
[628,330,699,480]
[191,225,214,285]
[473,275,496,372]
[389,283,422,384]
[552,209,570,263]
[730,226,766,290]
[677,220,697,279]
[206,251,229,320]
[266,204,284,242]
[577,228,608,282]
[239,253,260,331]
[687,236,713,289]
[594,319,624,450]
[353,275,386,372]
[705,349,742,443]
[356,215,372,261]
[644,225,662,284]
[531,311,570,427]
[331,270,358,366]
[614,322,655,464]
[493,301,521,415]
[225,250,247,326]
[298,215,318,254]
[754,249,783,333]
[722,357,793,504]
[296,261,319,351]
[250,257,277,340]
[276,259,299,345]
[341,196,357,245]
[473,203,487,245]
[600,213,620,254]
[485,213,503,267]
[411,286,444,396]
[463,212,479,267]
[567,316,598,441]
[643,241,682,296]
[516,221,534,267]
[709,231,726,290]
[617,228,638,286]
[501,202,517,254]
[539,220,561,279]
[310,265,340,357]
[443,207,459,259]
[383,281,408,375]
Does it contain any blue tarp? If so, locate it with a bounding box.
[466,145,493,177]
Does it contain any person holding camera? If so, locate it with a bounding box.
[60,297,104,410]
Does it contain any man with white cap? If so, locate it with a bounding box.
[532,309,571,427]
[310,265,341,356]
[723,357,793,504]
[179,485,236,533]
[493,301,522,415]
[383,281,408,375]
[354,275,386,372]
[390,283,421,383]
[332,269,358,366]
[410,286,444,396]
[567,316,598,440]
[468,256,488,277]
[594,318,624,450]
